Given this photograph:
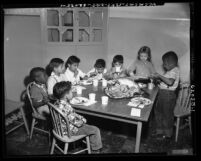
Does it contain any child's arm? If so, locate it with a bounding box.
[128,61,137,77]
[47,77,57,95]
[30,88,49,109]
[151,73,175,86]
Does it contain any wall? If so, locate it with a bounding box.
[107,17,190,82]
[4,15,43,101]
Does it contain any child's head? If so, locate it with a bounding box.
[162,51,178,71]
[53,81,73,101]
[30,67,48,84]
[49,58,65,74]
[65,55,80,72]
[112,55,124,67]
[94,59,106,74]
[137,46,151,62]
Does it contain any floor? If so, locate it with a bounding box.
[5,112,193,156]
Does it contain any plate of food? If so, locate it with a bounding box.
[70,97,89,105]
[105,78,141,99]
[131,97,152,106]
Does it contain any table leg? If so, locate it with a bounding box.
[135,121,142,153]
[20,107,30,136]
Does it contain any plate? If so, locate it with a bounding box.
[131,97,152,106]
[70,97,89,105]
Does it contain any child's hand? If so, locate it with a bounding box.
[113,73,119,79]
[43,97,50,104]
[74,69,78,77]
[83,75,88,80]
[150,73,160,79]
[90,72,97,77]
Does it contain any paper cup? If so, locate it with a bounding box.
[102,79,107,87]
[115,66,121,72]
[93,79,98,86]
[101,96,108,105]
[77,87,82,95]
[148,83,154,90]
[89,93,96,102]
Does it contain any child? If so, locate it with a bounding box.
[151,51,180,139]
[29,67,50,116]
[47,58,66,96]
[64,55,87,85]
[53,81,103,153]
[128,46,155,79]
[105,55,127,80]
[87,59,107,80]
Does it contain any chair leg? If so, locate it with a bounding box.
[86,136,91,154]
[30,118,36,139]
[64,143,69,154]
[175,117,180,142]
[50,138,56,154]
[188,116,192,135]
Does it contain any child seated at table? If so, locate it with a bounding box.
[128,46,155,79]
[105,55,127,80]
[53,81,103,153]
[150,51,180,140]
[87,59,107,80]
[29,67,50,116]
[47,58,66,96]
[64,55,87,85]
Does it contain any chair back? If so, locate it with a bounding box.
[26,82,38,114]
[174,82,191,116]
[48,102,71,139]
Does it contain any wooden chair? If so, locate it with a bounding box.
[26,82,51,141]
[174,82,192,142]
[48,102,91,154]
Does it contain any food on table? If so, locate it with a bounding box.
[70,97,89,105]
[131,97,152,106]
[105,78,141,98]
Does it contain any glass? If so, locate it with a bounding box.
[62,29,73,42]
[92,29,102,42]
[48,28,60,42]
[79,29,89,42]
[62,10,73,26]
[47,10,59,26]
[78,11,90,27]
[91,11,103,27]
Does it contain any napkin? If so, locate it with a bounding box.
[130,108,141,117]
[83,100,97,106]
[127,102,145,109]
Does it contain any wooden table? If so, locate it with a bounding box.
[5,99,30,136]
[72,85,158,153]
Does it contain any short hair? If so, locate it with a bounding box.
[48,58,64,74]
[112,55,124,65]
[53,81,72,100]
[94,59,106,68]
[30,67,45,81]
[162,51,178,66]
[137,46,152,62]
[65,55,80,68]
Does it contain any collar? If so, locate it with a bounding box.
[33,81,46,89]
